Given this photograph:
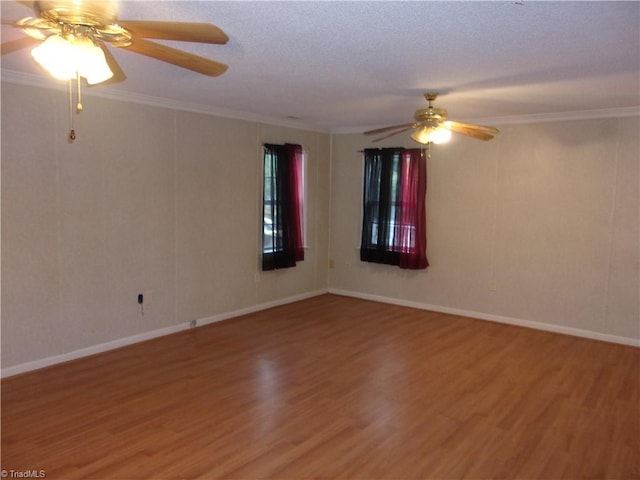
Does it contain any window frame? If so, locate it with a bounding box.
[261,143,305,270]
[360,147,428,269]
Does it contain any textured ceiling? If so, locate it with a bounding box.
[1,1,639,132]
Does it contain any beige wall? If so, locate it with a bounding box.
[329,116,639,342]
[1,82,330,369]
[2,80,638,372]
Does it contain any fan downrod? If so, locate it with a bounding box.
[414,93,447,125]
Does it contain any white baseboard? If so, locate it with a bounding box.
[1,323,186,379]
[4,287,635,378]
[1,289,328,378]
[328,288,640,348]
[195,289,329,328]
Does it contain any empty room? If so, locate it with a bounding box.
[1,1,638,479]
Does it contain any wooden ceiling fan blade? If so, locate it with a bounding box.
[444,123,495,141]
[446,120,500,135]
[118,21,228,44]
[1,36,40,55]
[364,122,415,136]
[372,126,414,143]
[124,37,228,77]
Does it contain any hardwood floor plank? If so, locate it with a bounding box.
[2,294,639,479]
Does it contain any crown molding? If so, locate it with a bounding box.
[3,69,637,135]
[334,105,640,134]
[465,107,640,127]
[0,69,331,134]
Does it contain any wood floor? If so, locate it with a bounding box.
[2,294,639,479]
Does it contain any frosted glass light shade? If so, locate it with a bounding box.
[31,34,113,85]
[429,127,452,144]
[32,34,75,80]
[410,126,452,145]
[73,36,113,84]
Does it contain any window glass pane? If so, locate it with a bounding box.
[262,150,276,254]
[261,144,305,259]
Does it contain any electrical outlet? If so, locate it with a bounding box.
[189,319,197,329]
[489,280,498,292]
[137,293,144,316]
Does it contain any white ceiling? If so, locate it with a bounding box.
[1,1,639,133]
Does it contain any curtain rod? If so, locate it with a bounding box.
[262,143,309,151]
[357,148,402,152]
[358,146,431,157]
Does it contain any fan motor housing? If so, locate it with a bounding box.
[37,0,117,27]
[414,107,447,123]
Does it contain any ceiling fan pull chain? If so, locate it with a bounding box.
[68,78,76,143]
[67,73,84,143]
[76,72,83,112]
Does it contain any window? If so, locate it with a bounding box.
[360,147,429,269]
[262,143,304,270]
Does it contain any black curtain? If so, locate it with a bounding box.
[360,148,403,265]
[262,143,296,270]
[360,147,429,269]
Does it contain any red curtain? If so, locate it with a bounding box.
[262,143,304,271]
[286,144,305,262]
[397,149,428,269]
[360,147,428,270]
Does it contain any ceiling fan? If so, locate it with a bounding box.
[364,92,500,146]
[1,0,230,84]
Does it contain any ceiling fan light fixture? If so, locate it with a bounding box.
[31,33,113,84]
[73,36,113,84]
[410,126,452,145]
[410,126,430,144]
[32,34,74,79]
[430,127,452,144]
